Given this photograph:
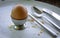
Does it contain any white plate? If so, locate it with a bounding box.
[0,1,60,38]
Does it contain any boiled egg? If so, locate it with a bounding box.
[11,4,28,20]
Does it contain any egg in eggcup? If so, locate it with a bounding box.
[11,4,28,30]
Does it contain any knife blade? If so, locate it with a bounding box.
[43,8,60,21]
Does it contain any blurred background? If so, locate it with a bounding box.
[0,0,60,7]
[35,0,60,8]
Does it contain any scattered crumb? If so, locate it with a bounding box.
[40,29,44,33]
[28,18,34,22]
[8,24,15,31]
[41,20,44,24]
[32,25,38,28]
[37,29,44,36]
[8,25,13,29]
[32,26,37,28]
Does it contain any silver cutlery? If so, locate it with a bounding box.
[32,6,60,30]
[28,13,58,37]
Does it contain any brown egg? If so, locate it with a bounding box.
[11,4,28,20]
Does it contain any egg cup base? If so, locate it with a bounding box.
[14,25,25,30]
